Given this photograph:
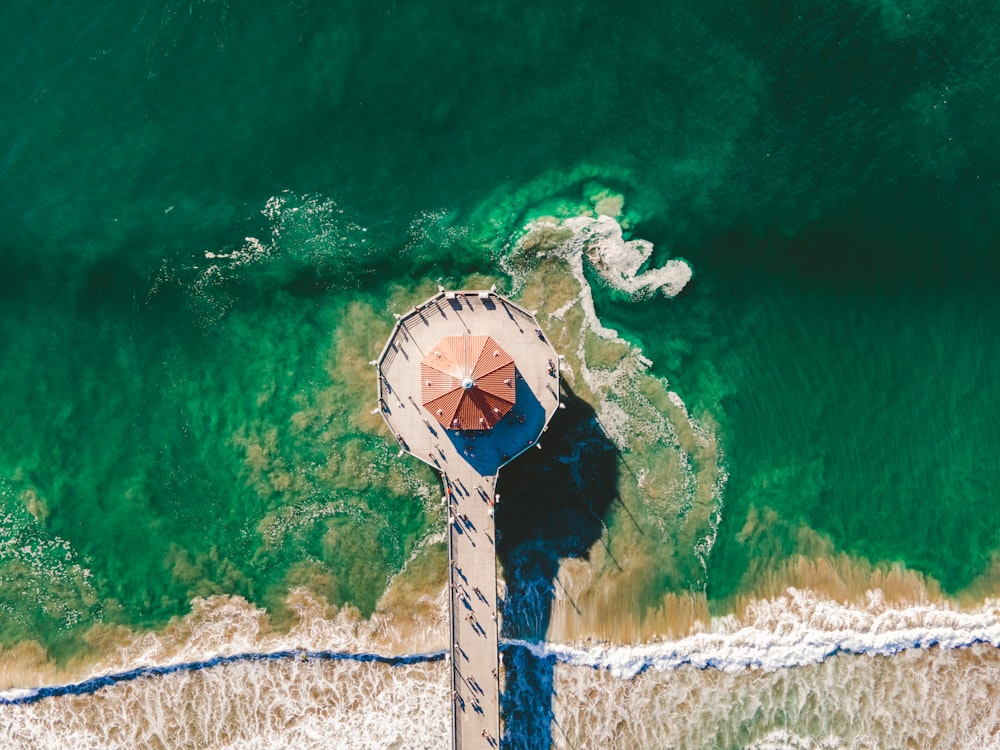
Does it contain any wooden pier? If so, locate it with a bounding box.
[376,290,560,749]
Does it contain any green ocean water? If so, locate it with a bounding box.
[2,0,1000,662]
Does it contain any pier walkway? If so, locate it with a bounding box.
[445,463,501,748]
[376,290,560,750]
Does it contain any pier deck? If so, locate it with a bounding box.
[377,290,560,750]
[445,463,501,748]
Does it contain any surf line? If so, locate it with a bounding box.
[0,648,447,707]
[10,624,1000,707]
[506,628,1000,678]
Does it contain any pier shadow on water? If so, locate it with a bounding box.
[495,383,618,750]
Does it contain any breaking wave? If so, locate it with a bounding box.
[8,589,1000,703]
[0,649,445,707]
[513,588,1000,676]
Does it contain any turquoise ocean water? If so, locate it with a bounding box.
[2,1,1000,746]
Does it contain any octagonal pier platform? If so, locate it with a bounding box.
[376,289,561,750]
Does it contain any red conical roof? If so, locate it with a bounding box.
[421,335,516,430]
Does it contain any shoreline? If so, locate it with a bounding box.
[5,572,1000,691]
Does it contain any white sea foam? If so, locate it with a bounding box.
[539,213,692,302]
[0,659,450,750]
[162,191,373,325]
[7,592,1000,748]
[547,636,1000,749]
[513,588,1000,676]
[745,730,845,750]
[0,687,35,701]
[0,587,444,695]
[569,214,692,298]
[0,585,454,748]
